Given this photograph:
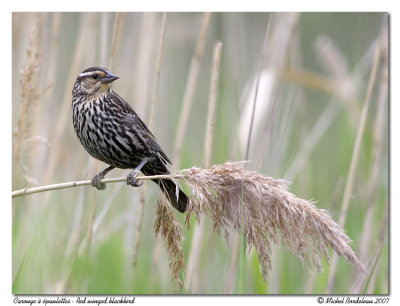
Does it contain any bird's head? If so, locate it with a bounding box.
[73,67,119,97]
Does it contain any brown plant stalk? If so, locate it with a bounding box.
[13,20,50,185]
[13,161,365,283]
[133,12,167,268]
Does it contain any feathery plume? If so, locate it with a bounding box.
[179,161,364,280]
[153,196,185,289]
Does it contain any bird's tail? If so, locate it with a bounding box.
[155,178,188,213]
[141,164,188,213]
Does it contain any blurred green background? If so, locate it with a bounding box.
[12,12,388,294]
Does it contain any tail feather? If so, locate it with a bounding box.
[141,163,188,213]
[154,178,188,213]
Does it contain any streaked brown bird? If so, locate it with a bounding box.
[72,67,187,213]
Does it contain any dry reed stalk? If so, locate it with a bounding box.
[13,19,50,186]
[132,13,155,116]
[148,12,167,129]
[151,12,211,282]
[245,17,271,161]
[42,13,93,185]
[240,13,298,165]
[315,35,349,80]
[132,12,167,268]
[358,27,388,264]
[352,45,388,292]
[11,173,183,198]
[100,13,110,65]
[28,14,60,185]
[281,69,347,99]
[313,35,355,102]
[108,12,123,72]
[313,34,363,129]
[326,28,383,294]
[283,22,383,183]
[203,42,222,168]
[185,41,222,293]
[279,32,355,103]
[180,161,365,281]
[372,198,388,291]
[172,12,211,166]
[364,239,387,294]
[351,199,388,294]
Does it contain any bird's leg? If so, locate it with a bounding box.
[91,165,115,190]
[127,158,149,187]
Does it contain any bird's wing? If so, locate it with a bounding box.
[109,91,172,164]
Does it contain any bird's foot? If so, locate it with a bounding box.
[127,169,143,187]
[91,174,107,190]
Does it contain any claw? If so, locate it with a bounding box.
[90,165,114,190]
[91,174,107,190]
[126,170,143,187]
[126,158,149,188]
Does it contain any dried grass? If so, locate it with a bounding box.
[133,12,167,269]
[154,161,365,285]
[172,12,211,165]
[153,196,185,290]
[13,21,50,184]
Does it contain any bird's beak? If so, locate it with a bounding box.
[101,71,120,84]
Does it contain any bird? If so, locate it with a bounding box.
[72,66,188,213]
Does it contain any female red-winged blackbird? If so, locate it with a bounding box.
[72,67,187,213]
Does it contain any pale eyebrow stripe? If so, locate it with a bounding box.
[78,71,105,78]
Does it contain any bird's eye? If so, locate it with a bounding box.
[92,74,99,80]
